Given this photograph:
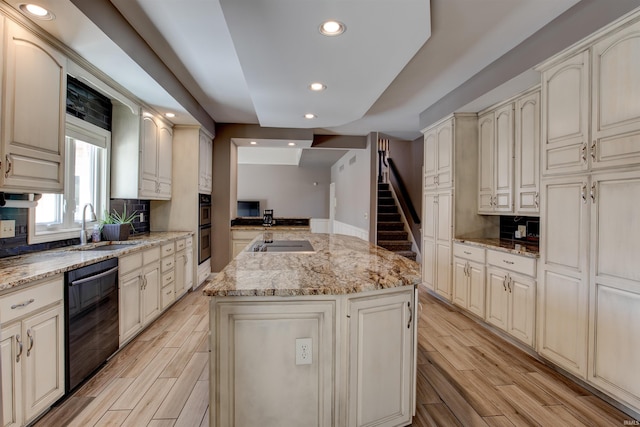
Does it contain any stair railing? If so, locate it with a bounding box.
[387,158,421,225]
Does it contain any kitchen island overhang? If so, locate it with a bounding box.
[204,232,421,427]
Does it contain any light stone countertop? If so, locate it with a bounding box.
[0,231,193,293]
[203,231,421,297]
[230,225,310,231]
[453,237,539,258]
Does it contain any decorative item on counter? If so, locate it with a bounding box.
[262,209,274,227]
[100,206,137,241]
[92,224,101,242]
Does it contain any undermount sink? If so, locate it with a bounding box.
[248,240,315,253]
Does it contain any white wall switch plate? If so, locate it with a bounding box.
[0,220,16,238]
[295,337,312,365]
[518,225,526,237]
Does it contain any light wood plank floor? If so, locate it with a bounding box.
[36,284,637,426]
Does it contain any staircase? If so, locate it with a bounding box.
[376,183,417,261]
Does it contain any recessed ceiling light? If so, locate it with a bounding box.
[165,112,175,118]
[250,141,257,145]
[288,142,296,146]
[309,82,326,91]
[304,113,316,119]
[19,3,55,20]
[319,20,345,36]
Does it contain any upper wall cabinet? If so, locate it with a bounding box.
[111,105,173,200]
[198,129,213,194]
[540,16,640,176]
[1,20,66,193]
[423,120,452,191]
[514,89,541,214]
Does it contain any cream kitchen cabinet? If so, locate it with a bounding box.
[422,190,452,299]
[160,243,176,310]
[199,129,213,193]
[231,229,263,258]
[423,119,452,190]
[175,237,194,298]
[478,103,514,214]
[514,89,541,214]
[111,105,173,200]
[452,243,486,318]
[485,250,536,347]
[119,246,161,346]
[1,277,64,427]
[1,20,66,193]
[347,288,415,427]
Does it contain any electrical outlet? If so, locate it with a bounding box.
[0,220,16,238]
[139,212,145,222]
[295,338,312,365]
[518,225,526,237]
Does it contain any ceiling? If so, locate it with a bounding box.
[3,0,582,144]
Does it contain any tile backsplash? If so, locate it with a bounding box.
[109,199,150,235]
[499,216,539,242]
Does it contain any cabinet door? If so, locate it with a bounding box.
[541,50,590,176]
[140,114,159,197]
[478,112,495,213]
[22,305,64,423]
[184,240,194,292]
[156,124,173,198]
[515,90,540,214]
[423,129,438,190]
[436,121,453,188]
[435,242,451,300]
[175,251,186,298]
[435,191,451,244]
[486,267,509,331]
[467,261,486,318]
[199,131,213,193]
[588,170,640,408]
[494,103,514,212]
[119,273,143,345]
[422,238,435,291]
[142,264,161,324]
[591,19,640,170]
[452,258,468,309]
[1,21,65,193]
[348,290,413,427]
[538,175,589,377]
[507,273,536,347]
[1,322,22,427]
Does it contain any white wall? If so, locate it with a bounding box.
[330,148,371,236]
[237,164,330,218]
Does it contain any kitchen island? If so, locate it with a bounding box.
[203,231,421,427]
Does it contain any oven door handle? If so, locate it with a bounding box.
[70,266,119,286]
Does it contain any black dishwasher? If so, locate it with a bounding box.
[64,257,119,393]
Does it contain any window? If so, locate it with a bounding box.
[29,115,110,243]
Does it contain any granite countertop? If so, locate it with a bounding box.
[230,217,310,228]
[203,232,421,297]
[0,231,193,293]
[231,225,311,231]
[454,237,539,258]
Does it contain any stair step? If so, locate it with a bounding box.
[378,197,395,206]
[395,250,417,261]
[378,183,390,190]
[377,222,405,231]
[378,240,413,251]
[377,230,408,241]
[378,205,398,214]
[378,190,392,198]
[378,212,401,221]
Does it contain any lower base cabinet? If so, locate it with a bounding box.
[1,277,64,427]
[210,286,416,427]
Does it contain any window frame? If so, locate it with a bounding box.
[28,114,111,244]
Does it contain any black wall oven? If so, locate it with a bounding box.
[199,193,212,263]
[64,258,119,393]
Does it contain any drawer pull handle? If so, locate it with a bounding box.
[407,301,412,329]
[27,329,34,357]
[503,260,515,265]
[11,298,35,309]
[463,251,472,255]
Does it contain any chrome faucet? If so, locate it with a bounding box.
[80,203,96,244]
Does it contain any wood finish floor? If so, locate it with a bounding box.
[35,284,637,426]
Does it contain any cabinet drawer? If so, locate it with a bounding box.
[176,239,186,251]
[161,243,175,257]
[119,252,143,276]
[487,250,536,277]
[161,256,175,272]
[185,236,193,247]
[162,271,175,288]
[161,285,175,309]
[0,276,63,324]
[453,243,485,263]
[143,247,161,265]
[232,229,262,240]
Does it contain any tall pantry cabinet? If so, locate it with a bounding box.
[537,11,640,414]
[421,114,498,301]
